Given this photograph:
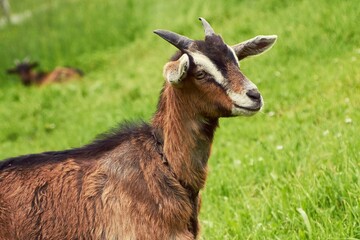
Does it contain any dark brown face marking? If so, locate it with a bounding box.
[192,35,238,75]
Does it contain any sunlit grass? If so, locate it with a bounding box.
[1,0,359,238]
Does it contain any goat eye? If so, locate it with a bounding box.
[195,70,206,79]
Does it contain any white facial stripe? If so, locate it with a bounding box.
[228,45,239,64]
[241,78,258,92]
[228,91,255,106]
[190,51,261,116]
[189,52,226,86]
[229,90,263,116]
[228,78,258,103]
[228,78,261,116]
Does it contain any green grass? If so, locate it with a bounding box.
[1,0,359,239]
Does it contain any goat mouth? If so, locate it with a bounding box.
[233,104,261,112]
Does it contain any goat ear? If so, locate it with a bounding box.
[232,35,277,60]
[163,54,190,85]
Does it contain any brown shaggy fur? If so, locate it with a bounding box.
[0,123,200,239]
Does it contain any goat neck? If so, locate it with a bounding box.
[152,84,218,192]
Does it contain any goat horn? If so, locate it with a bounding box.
[154,29,193,50]
[199,17,215,36]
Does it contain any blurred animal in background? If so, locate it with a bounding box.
[6,59,84,86]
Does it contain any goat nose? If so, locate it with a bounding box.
[246,89,261,101]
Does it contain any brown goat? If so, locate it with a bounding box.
[6,60,83,86]
[0,18,277,239]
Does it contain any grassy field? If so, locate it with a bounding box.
[1,0,359,239]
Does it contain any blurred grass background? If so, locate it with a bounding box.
[1,0,359,239]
